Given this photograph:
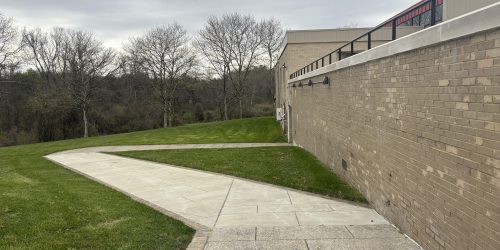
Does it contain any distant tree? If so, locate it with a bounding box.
[0,13,22,79]
[260,18,283,72]
[224,13,264,118]
[23,28,115,137]
[125,23,196,127]
[22,27,70,85]
[22,28,73,139]
[1,14,282,147]
[195,16,232,120]
[337,23,359,28]
[65,30,116,137]
[259,18,283,102]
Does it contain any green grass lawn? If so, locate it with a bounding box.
[114,147,367,203]
[0,117,285,249]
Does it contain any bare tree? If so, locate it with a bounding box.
[65,30,115,137]
[22,27,73,137]
[195,16,232,120]
[22,27,70,85]
[260,18,284,71]
[125,23,196,127]
[0,13,22,79]
[260,18,283,97]
[23,28,115,138]
[224,13,263,119]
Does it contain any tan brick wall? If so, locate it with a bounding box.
[276,41,389,107]
[287,28,500,250]
[277,43,338,111]
[275,27,422,107]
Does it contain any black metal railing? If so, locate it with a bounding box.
[289,0,441,80]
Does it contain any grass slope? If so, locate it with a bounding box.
[0,117,284,249]
[115,147,367,203]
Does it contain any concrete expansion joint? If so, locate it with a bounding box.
[213,179,234,228]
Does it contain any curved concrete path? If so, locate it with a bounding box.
[45,143,421,250]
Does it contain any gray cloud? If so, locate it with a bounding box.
[1,0,418,49]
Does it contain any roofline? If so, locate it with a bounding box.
[285,27,374,33]
[276,27,377,63]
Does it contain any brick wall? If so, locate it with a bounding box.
[287,28,500,250]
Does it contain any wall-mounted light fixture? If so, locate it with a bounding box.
[323,76,330,85]
[295,76,330,88]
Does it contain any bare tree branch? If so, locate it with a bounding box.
[23,28,116,137]
[223,13,264,119]
[124,23,196,127]
[195,16,234,120]
[0,13,22,79]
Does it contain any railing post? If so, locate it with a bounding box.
[329,54,332,64]
[350,42,354,56]
[316,61,318,69]
[321,57,324,67]
[338,48,342,61]
[367,32,372,49]
[392,19,397,40]
[430,0,437,26]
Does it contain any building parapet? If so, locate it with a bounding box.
[288,1,500,84]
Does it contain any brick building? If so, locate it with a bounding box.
[275,1,500,249]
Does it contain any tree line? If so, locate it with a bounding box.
[0,13,283,146]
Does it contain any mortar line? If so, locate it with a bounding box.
[345,225,356,238]
[305,239,311,250]
[212,179,234,228]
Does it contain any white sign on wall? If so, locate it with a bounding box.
[276,108,283,121]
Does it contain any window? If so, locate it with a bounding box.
[412,15,420,26]
[436,4,443,22]
[421,10,432,27]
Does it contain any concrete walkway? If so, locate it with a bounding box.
[45,143,421,250]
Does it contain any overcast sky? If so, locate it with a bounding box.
[1,0,418,49]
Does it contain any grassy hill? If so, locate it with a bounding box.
[0,117,365,249]
[115,147,367,203]
[0,117,284,249]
